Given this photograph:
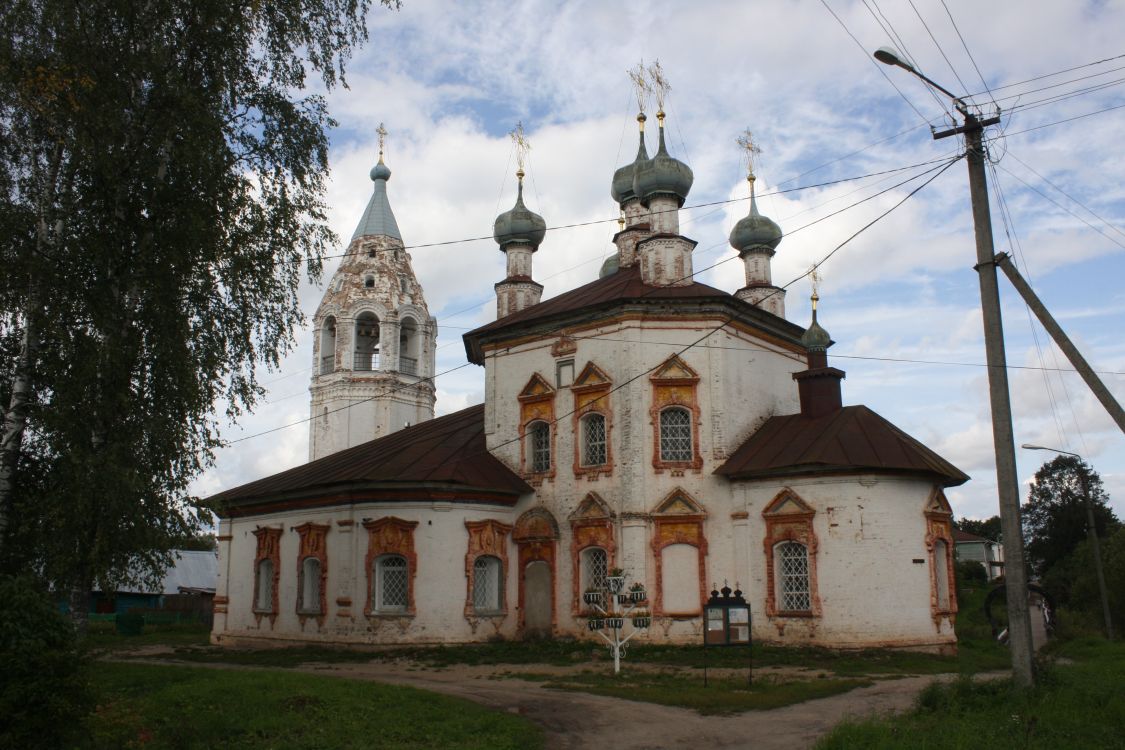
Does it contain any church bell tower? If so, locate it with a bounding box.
[308,125,437,460]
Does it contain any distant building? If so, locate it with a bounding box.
[91,550,218,614]
[954,529,1004,580]
[210,108,968,652]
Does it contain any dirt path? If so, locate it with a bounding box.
[305,661,951,750]
[114,651,976,749]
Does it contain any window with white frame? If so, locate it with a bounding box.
[254,558,274,612]
[472,556,503,613]
[581,413,607,467]
[299,557,321,614]
[581,547,607,592]
[776,541,811,612]
[659,407,692,462]
[374,554,409,612]
[528,420,551,473]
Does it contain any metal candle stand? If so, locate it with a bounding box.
[582,571,650,675]
[703,582,752,687]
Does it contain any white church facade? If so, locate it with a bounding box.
[209,109,968,652]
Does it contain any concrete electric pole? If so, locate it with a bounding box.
[874,47,1036,687]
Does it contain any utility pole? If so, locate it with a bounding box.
[875,47,1036,687]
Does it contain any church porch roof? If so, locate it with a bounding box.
[716,404,968,487]
[208,405,530,516]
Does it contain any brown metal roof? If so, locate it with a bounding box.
[463,264,806,363]
[208,404,530,514]
[715,405,969,487]
[954,529,992,543]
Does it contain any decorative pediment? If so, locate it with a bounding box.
[513,507,560,542]
[573,362,611,391]
[925,486,953,517]
[518,373,555,402]
[551,335,578,357]
[653,488,706,516]
[762,489,814,518]
[569,492,613,521]
[650,354,699,383]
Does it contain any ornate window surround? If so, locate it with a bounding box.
[924,487,959,627]
[518,373,557,483]
[650,488,708,617]
[571,362,613,479]
[362,517,419,618]
[251,526,282,625]
[649,355,703,475]
[762,488,821,619]
[512,507,560,635]
[568,493,615,614]
[294,522,329,623]
[464,519,513,623]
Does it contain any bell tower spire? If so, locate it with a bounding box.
[309,124,437,460]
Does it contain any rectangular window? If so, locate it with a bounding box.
[376,556,409,612]
[582,414,607,466]
[582,547,608,592]
[530,422,551,472]
[778,542,811,611]
[556,359,575,388]
[659,408,692,462]
[473,556,502,612]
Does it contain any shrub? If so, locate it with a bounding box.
[0,575,92,748]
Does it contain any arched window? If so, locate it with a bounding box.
[319,316,337,374]
[399,317,419,375]
[581,413,607,467]
[374,555,409,612]
[659,407,692,462]
[776,541,810,612]
[580,547,607,593]
[933,539,951,610]
[254,559,274,612]
[299,557,321,614]
[472,556,503,613]
[527,420,551,473]
[354,311,379,371]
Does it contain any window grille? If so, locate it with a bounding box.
[778,541,811,611]
[299,557,321,613]
[399,356,418,375]
[529,421,551,472]
[659,408,692,462]
[582,414,607,466]
[255,559,274,611]
[583,547,607,592]
[377,555,408,611]
[473,556,502,612]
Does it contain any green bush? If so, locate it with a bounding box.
[1042,527,1125,632]
[955,559,988,586]
[0,575,92,748]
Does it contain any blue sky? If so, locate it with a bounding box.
[191,0,1125,522]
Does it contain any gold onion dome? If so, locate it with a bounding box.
[729,175,782,252]
[611,113,650,204]
[632,111,693,207]
[494,171,546,248]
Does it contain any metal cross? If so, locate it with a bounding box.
[628,61,651,114]
[648,60,670,112]
[737,128,762,175]
[376,122,388,161]
[509,121,530,175]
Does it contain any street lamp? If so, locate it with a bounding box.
[874,45,1035,686]
[1021,444,1115,639]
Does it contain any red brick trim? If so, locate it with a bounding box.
[513,508,559,635]
[924,487,958,626]
[464,519,513,618]
[294,522,329,625]
[762,489,821,619]
[649,355,703,474]
[251,526,282,626]
[362,517,419,617]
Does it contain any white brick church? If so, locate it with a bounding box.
[209,108,968,652]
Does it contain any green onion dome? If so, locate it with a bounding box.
[632,113,693,207]
[729,176,782,253]
[494,174,546,249]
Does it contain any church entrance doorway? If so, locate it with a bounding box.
[512,507,559,638]
[523,561,552,636]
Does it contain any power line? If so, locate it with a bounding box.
[990,101,1125,139]
[907,0,971,99]
[1003,150,1125,244]
[965,52,1125,99]
[938,0,998,111]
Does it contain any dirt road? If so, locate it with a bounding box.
[296,660,951,750]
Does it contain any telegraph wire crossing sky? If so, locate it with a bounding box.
[191,0,1125,524]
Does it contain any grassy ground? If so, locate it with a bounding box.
[814,638,1125,749]
[508,668,873,715]
[86,661,543,750]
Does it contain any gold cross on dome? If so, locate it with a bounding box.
[809,266,822,306]
[737,128,762,175]
[648,59,670,112]
[376,122,388,161]
[628,61,652,114]
[509,121,531,175]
